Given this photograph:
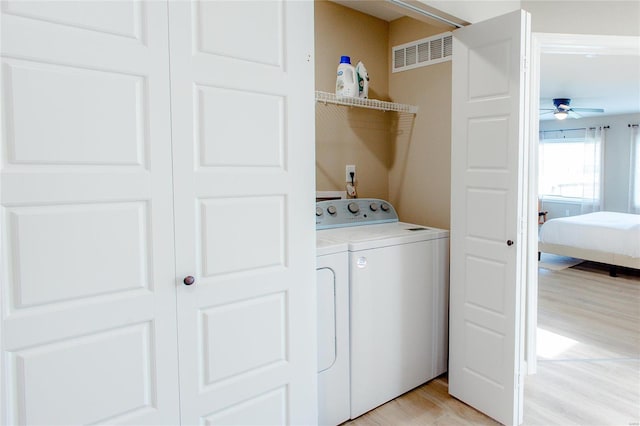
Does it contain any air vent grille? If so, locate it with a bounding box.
[392,32,452,73]
[405,45,417,66]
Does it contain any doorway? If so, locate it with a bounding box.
[524,32,640,423]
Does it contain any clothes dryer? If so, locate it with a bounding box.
[316,235,349,425]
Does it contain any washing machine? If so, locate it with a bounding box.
[316,234,350,425]
[316,198,450,420]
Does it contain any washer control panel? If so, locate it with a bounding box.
[316,198,398,229]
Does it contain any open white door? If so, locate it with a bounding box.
[449,10,531,426]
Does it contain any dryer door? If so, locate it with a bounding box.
[316,251,350,426]
[317,267,337,373]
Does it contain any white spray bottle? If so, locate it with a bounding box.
[355,61,369,99]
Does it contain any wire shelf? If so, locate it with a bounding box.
[315,91,418,114]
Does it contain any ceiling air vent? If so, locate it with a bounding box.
[392,32,452,73]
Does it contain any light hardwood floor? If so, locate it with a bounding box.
[344,262,640,425]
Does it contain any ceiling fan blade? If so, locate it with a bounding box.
[539,111,554,116]
[540,108,555,111]
[568,110,582,118]
[557,103,571,111]
[571,107,605,113]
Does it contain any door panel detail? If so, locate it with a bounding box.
[6,202,149,309]
[467,117,510,169]
[200,196,286,277]
[468,41,511,100]
[466,188,508,241]
[10,322,154,425]
[3,60,145,167]
[1,1,143,40]
[201,386,287,425]
[195,1,283,67]
[465,256,506,314]
[196,86,284,169]
[200,292,287,386]
[464,322,505,385]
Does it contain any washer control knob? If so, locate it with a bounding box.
[369,203,379,212]
[381,203,390,212]
[348,202,360,214]
[316,207,323,217]
[327,205,337,215]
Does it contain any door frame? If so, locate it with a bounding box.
[525,32,640,375]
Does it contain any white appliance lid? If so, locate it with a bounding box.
[319,222,449,252]
[316,235,348,256]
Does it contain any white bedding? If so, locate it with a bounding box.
[539,211,640,258]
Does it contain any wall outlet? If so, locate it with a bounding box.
[345,165,356,183]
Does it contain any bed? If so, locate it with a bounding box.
[538,211,640,275]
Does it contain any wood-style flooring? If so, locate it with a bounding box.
[344,261,640,426]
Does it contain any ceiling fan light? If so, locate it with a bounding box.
[554,110,568,120]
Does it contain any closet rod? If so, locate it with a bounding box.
[387,0,464,28]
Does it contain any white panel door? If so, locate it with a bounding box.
[167,1,317,424]
[449,10,530,426]
[0,2,179,424]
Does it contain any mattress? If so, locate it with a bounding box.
[539,211,640,259]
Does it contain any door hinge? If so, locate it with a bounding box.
[523,57,529,72]
[517,370,525,389]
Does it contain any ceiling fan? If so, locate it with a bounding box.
[540,98,605,120]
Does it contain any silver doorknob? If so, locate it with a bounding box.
[183,276,195,285]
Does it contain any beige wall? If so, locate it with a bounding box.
[388,17,452,229]
[315,0,391,199]
[315,1,451,227]
[523,1,640,36]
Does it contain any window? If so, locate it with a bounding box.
[538,127,605,210]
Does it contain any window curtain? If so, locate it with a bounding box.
[629,125,640,213]
[583,126,605,213]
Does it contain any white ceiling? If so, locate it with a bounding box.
[330,1,640,122]
[329,0,519,25]
[539,53,640,121]
[330,0,406,22]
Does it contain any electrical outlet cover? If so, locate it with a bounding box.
[345,165,356,182]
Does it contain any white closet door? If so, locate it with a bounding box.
[0,2,179,424]
[168,1,317,424]
[449,10,530,426]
